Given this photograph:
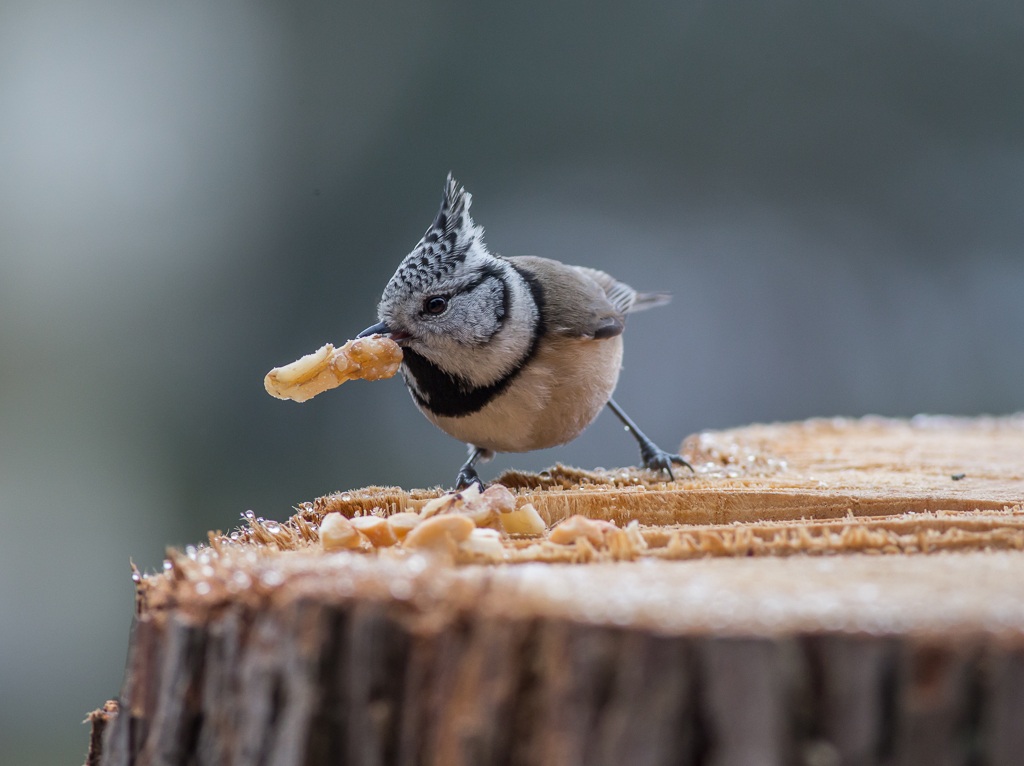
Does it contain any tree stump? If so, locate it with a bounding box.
[88,416,1024,766]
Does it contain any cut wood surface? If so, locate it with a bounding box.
[322,414,1024,523]
[90,415,1024,766]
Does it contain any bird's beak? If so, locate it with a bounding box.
[357,321,412,343]
[357,321,390,338]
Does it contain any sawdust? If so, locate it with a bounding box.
[198,415,1024,565]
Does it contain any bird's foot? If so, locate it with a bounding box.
[640,443,694,482]
[454,466,484,491]
[605,398,694,483]
[455,445,492,490]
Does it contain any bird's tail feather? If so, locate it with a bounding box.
[629,291,672,312]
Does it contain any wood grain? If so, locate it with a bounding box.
[89,415,1024,766]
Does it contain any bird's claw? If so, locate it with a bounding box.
[455,467,485,491]
[641,446,694,482]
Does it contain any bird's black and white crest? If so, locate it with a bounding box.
[362,174,686,482]
[374,173,543,405]
[382,173,488,301]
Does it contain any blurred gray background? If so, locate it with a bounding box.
[2,1,1022,762]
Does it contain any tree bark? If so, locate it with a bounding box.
[88,416,1024,766]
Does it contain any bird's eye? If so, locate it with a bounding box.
[423,296,448,315]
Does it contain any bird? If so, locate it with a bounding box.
[357,173,692,489]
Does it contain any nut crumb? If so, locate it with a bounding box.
[498,502,547,536]
[549,515,616,546]
[459,528,506,560]
[402,514,475,557]
[386,512,422,541]
[350,515,398,547]
[320,514,368,551]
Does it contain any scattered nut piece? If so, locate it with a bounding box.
[498,502,547,536]
[548,515,616,546]
[460,499,501,530]
[402,514,475,557]
[417,483,509,529]
[264,335,402,403]
[350,515,398,547]
[386,512,422,541]
[320,514,366,551]
[419,495,449,518]
[481,484,516,514]
[459,528,506,560]
[623,519,648,552]
[420,484,481,519]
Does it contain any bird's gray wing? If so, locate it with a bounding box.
[573,266,671,314]
[507,256,629,339]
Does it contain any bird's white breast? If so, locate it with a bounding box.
[418,334,624,453]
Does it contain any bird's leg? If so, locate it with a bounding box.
[455,445,493,490]
[606,397,694,480]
